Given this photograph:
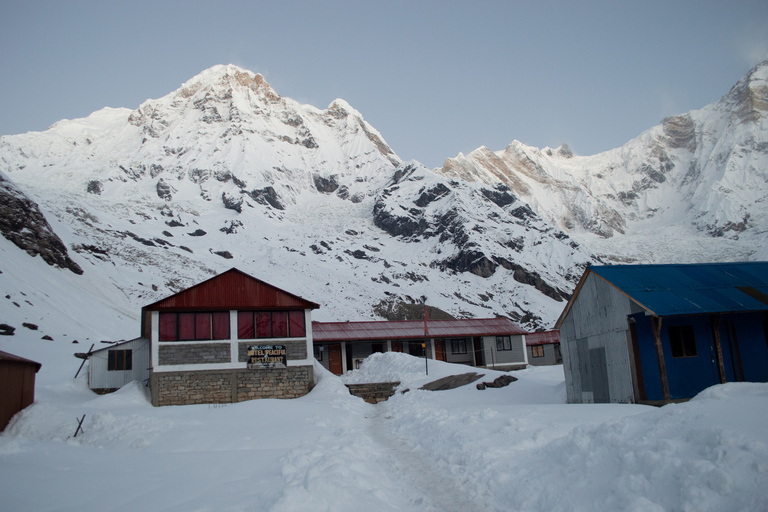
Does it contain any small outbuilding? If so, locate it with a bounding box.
[0,351,41,431]
[142,268,320,406]
[312,317,528,375]
[526,330,562,366]
[87,338,151,394]
[556,262,768,404]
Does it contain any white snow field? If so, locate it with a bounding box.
[1,331,766,512]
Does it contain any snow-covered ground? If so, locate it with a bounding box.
[1,330,766,512]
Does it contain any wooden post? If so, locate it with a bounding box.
[710,314,727,384]
[651,316,671,402]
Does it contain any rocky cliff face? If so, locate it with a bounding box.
[0,171,82,274]
[437,61,768,262]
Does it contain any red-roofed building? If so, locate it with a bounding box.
[141,268,320,406]
[312,318,528,374]
[525,330,562,366]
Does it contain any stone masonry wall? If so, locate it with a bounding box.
[158,343,231,365]
[151,366,313,406]
[237,340,307,362]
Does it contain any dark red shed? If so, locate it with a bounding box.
[0,350,41,431]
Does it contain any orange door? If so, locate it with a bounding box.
[435,340,446,361]
[328,344,343,375]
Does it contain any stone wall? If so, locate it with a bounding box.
[150,366,313,406]
[158,343,231,365]
[345,382,400,403]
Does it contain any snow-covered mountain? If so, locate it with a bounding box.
[0,65,593,337]
[437,61,768,263]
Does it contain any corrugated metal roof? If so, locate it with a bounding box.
[589,262,768,316]
[526,330,560,346]
[312,318,526,342]
[143,268,320,311]
[0,350,42,371]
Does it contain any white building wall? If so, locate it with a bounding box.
[88,337,151,390]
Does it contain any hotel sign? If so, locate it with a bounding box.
[247,345,287,369]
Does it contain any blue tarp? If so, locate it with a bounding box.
[590,262,768,316]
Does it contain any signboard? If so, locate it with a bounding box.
[247,345,287,369]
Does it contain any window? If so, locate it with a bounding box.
[496,336,512,351]
[108,349,132,371]
[313,345,323,361]
[669,325,697,358]
[450,339,467,354]
[237,310,306,339]
[158,312,230,341]
[531,345,544,358]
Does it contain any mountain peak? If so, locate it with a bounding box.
[176,64,280,101]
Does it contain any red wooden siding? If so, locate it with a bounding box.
[0,352,41,431]
[144,268,320,312]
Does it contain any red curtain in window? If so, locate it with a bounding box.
[196,313,211,340]
[212,312,230,340]
[159,313,177,341]
[256,312,272,338]
[238,311,254,339]
[178,313,195,340]
[272,312,288,337]
[289,311,305,337]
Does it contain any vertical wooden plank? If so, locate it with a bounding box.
[710,313,727,384]
[652,316,671,402]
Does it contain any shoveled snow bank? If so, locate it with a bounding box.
[0,337,766,512]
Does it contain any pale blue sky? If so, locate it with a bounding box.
[1,1,766,169]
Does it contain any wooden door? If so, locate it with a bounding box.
[473,337,484,366]
[435,340,446,361]
[328,344,343,375]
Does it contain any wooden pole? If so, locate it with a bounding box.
[74,344,95,379]
[651,316,671,402]
[73,414,86,438]
[710,313,727,384]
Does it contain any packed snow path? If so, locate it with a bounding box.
[365,404,490,512]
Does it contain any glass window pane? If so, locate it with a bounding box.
[256,312,272,338]
[289,311,305,337]
[272,312,288,337]
[179,313,195,340]
[212,312,230,340]
[195,313,211,340]
[159,313,177,341]
[124,350,133,370]
[238,311,254,339]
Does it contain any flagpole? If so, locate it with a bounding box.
[423,302,429,376]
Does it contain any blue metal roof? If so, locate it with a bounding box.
[589,262,768,316]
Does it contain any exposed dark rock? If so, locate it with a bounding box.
[662,114,697,151]
[420,372,485,391]
[0,173,83,274]
[247,187,284,210]
[373,199,429,238]
[350,192,365,203]
[188,229,207,237]
[166,219,184,227]
[0,324,15,336]
[213,250,233,259]
[42,335,53,340]
[480,184,518,208]
[414,183,450,207]
[336,185,350,200]
[372,299,454,321]
[313,174,339,193]
[440,250,497,278]
[156,178,174,200]
[162,230,173,237]
[346,249,369,260]
[222,192,243,213]
[126,231,156,247]
[345,230,359,236]
[22,322,39,330]
[179,246,193,253]
[220,220,243,234]
[86,180,103,195]
[481,375,518,388]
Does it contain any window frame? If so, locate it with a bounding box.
[108,349,133,371]
[158,311,231,342]
[531,345,544,358]
[668,325,697,358]
[496,335,512,351]
[236,310,306,340]
[450,338,468,355]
